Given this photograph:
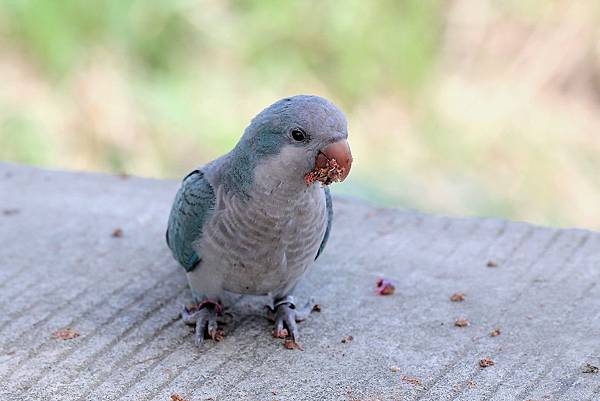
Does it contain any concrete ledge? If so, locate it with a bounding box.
[1,163,599,401]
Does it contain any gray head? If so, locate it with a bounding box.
[230,95,353,192]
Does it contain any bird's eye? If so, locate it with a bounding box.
[291,128,306,142]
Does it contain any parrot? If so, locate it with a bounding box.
[166,95,353,345]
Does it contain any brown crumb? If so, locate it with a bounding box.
[401,375,422,386]
[272,328,288,339]
[486,260,498,268]
[52,328,80,340]
[171,394,189,401]
[454,318,470,328]
[271,390,277,395]
[490,328,501,337]
[341,335,354,343]
[390,366,401,373]
[304,158,345,186]
[467,380,476,388]
[312,304,322,312]
[211,328,225,342]
[450,292,465,302]
[111,228,123,238]
[479,358,495,368]
[283,339,304,351]
[376,278,395,295]
[2,209,19,216]
[582,363,599,373]
[452,383,461,391]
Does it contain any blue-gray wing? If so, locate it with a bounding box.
[315,186,333,260]
[166,169,216,272]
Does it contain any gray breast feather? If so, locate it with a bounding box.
[195,184,328,295]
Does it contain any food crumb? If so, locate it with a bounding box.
[479,358,495,368]
[454,318,470,328]
[582,363,599,373]
[390,366,401,373]
[376,278,395,295]
[111,228,123,238]
[211,328,225,342]
[486,260,498,268]
[450,292,465,302]
[401,375,422,386]
[490,328,501,337]
[467,380,477,388]
[52,328,80,340]
[170,394,189,401]
[341,335,354,344]
[304,158,345,186]
[283,339,304,351]
[312,304,322,312]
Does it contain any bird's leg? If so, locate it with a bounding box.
[267,295,319,341]
[182,300,224,345]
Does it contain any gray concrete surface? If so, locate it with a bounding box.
[0,163,599,401]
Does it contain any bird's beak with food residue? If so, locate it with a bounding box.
[305,139,353,185]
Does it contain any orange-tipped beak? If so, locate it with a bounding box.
[315,139,353,182]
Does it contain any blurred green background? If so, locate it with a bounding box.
[1,0,600,229]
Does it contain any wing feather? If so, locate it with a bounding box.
[166,170,216,272]
[315,186,333,260]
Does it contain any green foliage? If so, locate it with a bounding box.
[0,112,55,164]
[1,0,442,93]
[1,0,598,229]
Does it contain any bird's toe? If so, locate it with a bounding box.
[285,316,299,341]
[183,300,225,346]
[272,318,288,338]
[194,310,209,345]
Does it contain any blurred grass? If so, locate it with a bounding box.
[1,0,600,229]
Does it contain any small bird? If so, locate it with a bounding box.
[166,95,353,345]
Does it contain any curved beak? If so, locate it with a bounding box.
[315,139,353,182]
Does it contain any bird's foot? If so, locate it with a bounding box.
[182,300,225,345]
[267,296,320,341]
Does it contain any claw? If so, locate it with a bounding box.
[270,298,319,343]
[207,312,218,335]
[194,310,209,345]
[272,318,287,338]
[286,316,299,341]
[182,301,224,345]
